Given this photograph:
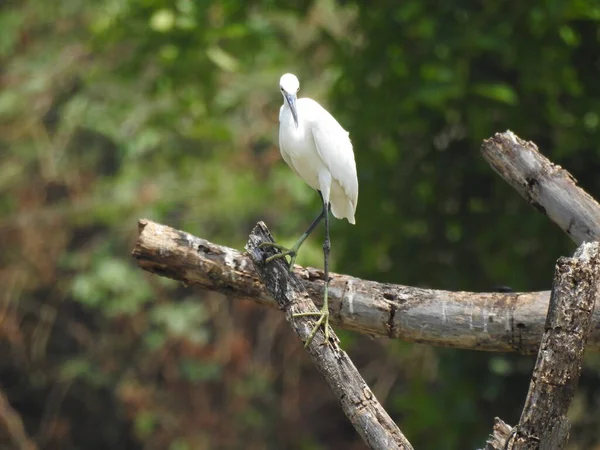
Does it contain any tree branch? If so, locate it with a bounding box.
[132,219,600,354]
[481,130,600,244]
[245,222,413,450]
[486,242,600,449]
[485,418,513,450]
[132,129,600,450]
[513,242,599,449]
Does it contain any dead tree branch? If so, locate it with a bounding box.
[481,130,600,244]
[245,222,413,450]
[486,418,513,450]
[132,129,600,450]
[482,131,600,450]
[486,242,600,450]
[132,219,600,354]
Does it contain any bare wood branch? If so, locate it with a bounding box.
[245,221,413,450]
[132,219,600,354]
[485,418,514,450]
[481,131,600,449]
[481,130,600,244]
[509,242,600,449]
[484,242,600,450]
[0,386,37,450]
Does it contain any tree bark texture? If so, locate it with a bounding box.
[481,130,600,245]
[132,219,600,354]
[508,242,600,449]
[485,418,513,450]
[480,132,600,450]
[245,222,413,450]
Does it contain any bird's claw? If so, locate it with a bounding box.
[258,242,297,271]
[293,306,330,348]
[265,250,295,265]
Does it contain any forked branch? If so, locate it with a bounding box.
[132,130,600,450]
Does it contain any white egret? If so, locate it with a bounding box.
[261,73,358,347]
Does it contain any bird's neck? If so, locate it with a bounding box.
[282,101,299,123]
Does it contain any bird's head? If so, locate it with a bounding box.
[279,73,299,128]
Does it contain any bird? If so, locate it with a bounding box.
[261,73,358,347]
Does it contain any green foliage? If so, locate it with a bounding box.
[178,358,221,382]
[72,257,153,315]
[150,300,209,344]
[134,411,158,440]
[334,0,600,292]
[3,0,600,448]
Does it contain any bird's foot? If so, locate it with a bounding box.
[293,304,330,348]
[258,242,297,272]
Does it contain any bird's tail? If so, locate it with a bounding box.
[330,196,356,224]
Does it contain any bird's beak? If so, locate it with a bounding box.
[284,91,299,128]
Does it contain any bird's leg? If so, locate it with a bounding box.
[293,199,331,347]
[259,206,325,271]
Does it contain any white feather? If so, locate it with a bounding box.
[278,82,358,224]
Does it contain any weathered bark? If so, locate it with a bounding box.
[132,129,600,450]
[481,130,600,244]
[484,242,600,450]
[481,132,600,449]
[486,418,513,450]
[245,222,413,450]
[509,242,600,449]
[132,219,600,354]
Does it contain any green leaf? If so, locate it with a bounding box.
[206,46,239,72]
[150,9,175,32]
[472,83,518,105]
[179,359,222,382]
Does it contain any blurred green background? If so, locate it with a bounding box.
[2,0,600,449]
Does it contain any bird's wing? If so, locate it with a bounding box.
[279,136,300,177]
[309,104,358,208]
